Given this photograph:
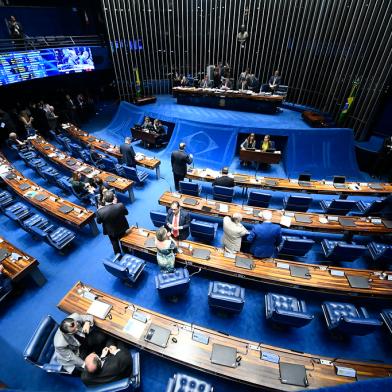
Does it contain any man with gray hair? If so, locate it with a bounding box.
[96,190,129,254]
[247,210,282,258]
[119,137,136,167]
[222,212,249,253]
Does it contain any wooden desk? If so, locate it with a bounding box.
[0,235,46,286]
[121,227,392,299]
[239,149,282,164]
[30,136,135,202]
[131,127,160,147]
[186,168,392,197]
[158,192,392,237]
[58,282,392,390]
[62,124,161,179]
[0,153,98,235]
[172,87,283,114]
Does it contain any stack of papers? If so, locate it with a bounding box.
[280,216,292,227]
[219,204,229,213]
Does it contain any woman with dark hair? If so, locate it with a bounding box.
[155,226,177,273]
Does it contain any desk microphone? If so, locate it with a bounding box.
[135,222,139,229]
[160,176,173,193]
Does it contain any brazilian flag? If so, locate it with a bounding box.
[134,68,142,97]
[339,79,360,123]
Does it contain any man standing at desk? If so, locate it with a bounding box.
[171,142,193,191]
[120,137,136,168]
[165,201,190,241]
[247,210,282,258]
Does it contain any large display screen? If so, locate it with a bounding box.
[0,46,95,86]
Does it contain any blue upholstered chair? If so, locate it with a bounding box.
[208,281,245,313]
[29,223,75,251]
[166,373,213,392]
[356,200,384,216]
[179,181,201,197]
[69,143,83,157]
[4,202,31,222]
[101,157,118,173]
[381,309,392,337]
[18,149,37,162]
[150,210,167,227]
[247,191,271,208]
[190,219,218,242]
[321,239,367,261]
[0,274,12,304]
[117,165,149,185]
[19,213,49,234]
[322,302,382,335]
[79,149,93,164]
[0,190,14,210]
[103,253,146,285]
[283,195,312,212]
[85,350,141,392]
[54,175,73,194]
[277,236,315,257]
[41,166,60,182]
[265,292,314,328]
[320,199,356,215]
[155,268,190,297]
[212,185,234,202]
[23,315,68,374]
[27,157,47,172]
[367,242,392,263]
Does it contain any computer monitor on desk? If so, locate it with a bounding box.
[333,175,347,189]
[298,173,311,187]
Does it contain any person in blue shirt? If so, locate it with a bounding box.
[247,210,282,258]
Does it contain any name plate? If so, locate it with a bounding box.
[335,366,356,378]
[330,269,345,277]
[261,351,280,363]
[276,262,290,270]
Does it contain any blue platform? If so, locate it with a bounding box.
[97,96,365,180]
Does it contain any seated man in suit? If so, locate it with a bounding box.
[70,172,94,203]
[220,77,233,90]
[260,70,281,93]
[199,75,212,88]
[54,313,107,374]
[247,210,282,258]
[7,132,26,150]
[86,143,104,164]
[81,339,132,386]
[165,201,191,241]
[119,137,136,167]
[260,135,275,152]
[213,167,234,187]
[0,264,12,298]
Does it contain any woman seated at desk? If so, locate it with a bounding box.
[240,133,256,166]
[141,116,153,130]
[261,135,275,152]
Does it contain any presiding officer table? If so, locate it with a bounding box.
[0,153,98,235]
[0,235,46,286]
[121,227,392,299]
[172,87,284,114]
[186,168,392,197]
[58,282,392,390]
[158,192,392,237]
[239,148,282,165]
[62,124,161,179]
[30,136,135,201]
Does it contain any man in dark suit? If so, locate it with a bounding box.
[165,201,191,241]
[213,167,234,187]
[247,210,282,258]
[96,191,129,254]
[171,142,193,191]
[0,264,12,299]
[119,137,136,168]
[268,70,281,93]
[81,339,131,386]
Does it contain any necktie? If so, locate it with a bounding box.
[172,213,179,237]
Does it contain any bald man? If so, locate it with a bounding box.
[170,142,193,190]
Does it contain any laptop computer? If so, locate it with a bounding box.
[210,344,237,368]
[144,324,171,348]
[298,173,312,187]
[333,176,347,189]
[235,256,254,270]
[279,362,308,387]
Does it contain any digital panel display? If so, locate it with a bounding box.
[0,46,94,86]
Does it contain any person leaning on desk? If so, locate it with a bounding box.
[240,133,256,166]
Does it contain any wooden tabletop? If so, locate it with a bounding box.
[63,124,160,171]
[30,136,134,194]
[58,281,392,390]
[120,227,392,299]
[172,87,284,102]
[0,153,95,229]
[159,191,392,236]
[186,168,392,196]
[0,235,39,282]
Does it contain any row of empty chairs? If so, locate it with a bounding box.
[149,210,392,263]
[180,181,385,215]
[50,130,149,186]
[0,190,75,251]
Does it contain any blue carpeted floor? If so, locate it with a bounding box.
[0,101,391,391]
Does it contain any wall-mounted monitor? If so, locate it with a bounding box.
[0,46,95,86]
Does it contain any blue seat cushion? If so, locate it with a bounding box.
[208,281,245,312]
[155,268,190,289]
[168,373,213,392]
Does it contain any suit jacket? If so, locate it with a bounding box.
[81,344,132,386]
[96,203,129,237]
[54,313,94,373]
[171,150,193,176]
[0,272,12,295]
[247,222,282,258]
[120,143,136,167]
[165,208,191,240]
[213,175,234,188]
[268,75,281,87]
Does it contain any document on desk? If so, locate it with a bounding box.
[280,215,292,227]
[123,317,148,339]
[219,204,229,213]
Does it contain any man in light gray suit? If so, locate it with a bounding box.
[54,313,106,374]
